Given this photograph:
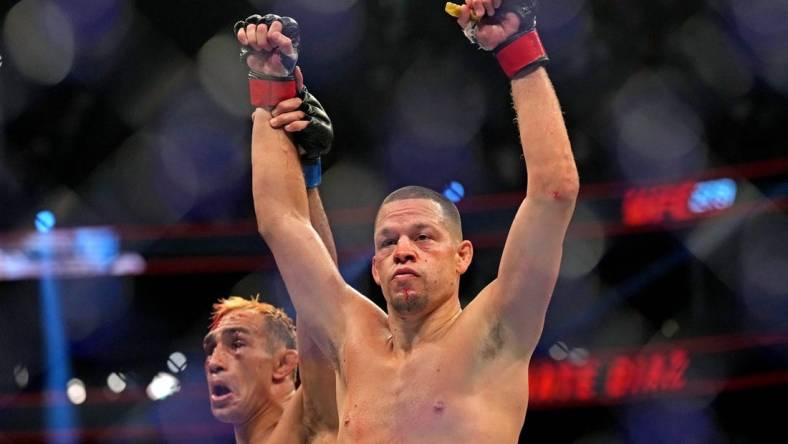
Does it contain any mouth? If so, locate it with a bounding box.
[210,383,233,403]
[392,268,419,280]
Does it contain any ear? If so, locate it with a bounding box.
[272,349,299,383]
[371,255,381,286]
[456,240,474,275]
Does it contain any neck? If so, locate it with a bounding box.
[233,387,295,444]
[387,294,462,353]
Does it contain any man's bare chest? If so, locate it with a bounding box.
[338,345,481,439]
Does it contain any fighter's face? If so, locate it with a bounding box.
[372,199,469,315]
[203,310,275,424]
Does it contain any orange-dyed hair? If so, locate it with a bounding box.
[209,295,296,353]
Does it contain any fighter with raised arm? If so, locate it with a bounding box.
[202,14,339,444]
[250,1,578,442]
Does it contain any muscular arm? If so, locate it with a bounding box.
[298,187,339,435]
[480,68,579,357]
[252,108,350,360]
[454,1,579,359]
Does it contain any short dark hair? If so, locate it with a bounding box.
[376,186,463,239]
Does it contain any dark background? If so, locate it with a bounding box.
[1,0,787,442]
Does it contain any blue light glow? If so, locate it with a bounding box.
[35,211,56,233]
[443,181,466,203]
[688,178,737,214]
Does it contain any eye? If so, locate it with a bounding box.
[203,343,215,357]
[380,238,396,248]
[416,233,430,241]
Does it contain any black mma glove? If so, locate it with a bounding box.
[294,87,333,188]
[462,0,549,79]
[234,14,301,107]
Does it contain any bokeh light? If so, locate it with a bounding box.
[167,352,188,374]
[611,69,708,182]
[740,214,788,328]
[13,364,29,389]
[675,15,754,99]
[394,56,487,150]
[4,0,75,85]
[549,342,570,361]
[66,378,86,405]
[146,372,180,401]
[106,372,126,394]
[198,34,249,117]
[34,210,56,233]
[560,203,606,279]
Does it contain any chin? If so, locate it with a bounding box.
[211,405,246,425]
[391,293,428,314]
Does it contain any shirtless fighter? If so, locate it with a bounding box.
[247,0,579,442]
[202,15,340,443]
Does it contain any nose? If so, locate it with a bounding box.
[393,237,416,264]
[207,349,226,374]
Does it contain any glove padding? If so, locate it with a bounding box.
[234,14,301,107]
[294,87,333,188]
[294,87,333,163]
[465,0,549,79]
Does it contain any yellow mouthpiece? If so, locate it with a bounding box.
[445,2,480,21]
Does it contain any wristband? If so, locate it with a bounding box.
[494,30,549,79]
[249,77,298,108]
[302,158,322,188]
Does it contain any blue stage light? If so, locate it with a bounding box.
[443,181,466,203]
[688,178,737,214]
[35,211,56,233]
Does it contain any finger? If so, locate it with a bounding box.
[246,24,260,50]
[257,23,272,51]
[268,31,294,56]
[472,0,485,20]
[457,4,470,28]
[268,19,283,35]
[294,66,304,92]
[267,20,287,52]
[271,110,307,128]
[272,98,304,117]
[284,120,309,132]
[237,28,248,46]
[494,0,502,9]
[483,0,495,17]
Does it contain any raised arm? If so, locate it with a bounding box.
[237,14,352,362]
[265,71,340,435]
[298,189,340,436]
[456,0,579,357]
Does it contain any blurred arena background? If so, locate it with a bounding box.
[1,0,787,442]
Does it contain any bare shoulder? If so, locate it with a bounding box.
[268,388,306,444]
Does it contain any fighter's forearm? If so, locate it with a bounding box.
[511,68,579,202]
[252,108,311,236]
[307,187,338,266]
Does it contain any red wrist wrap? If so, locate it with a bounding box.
[495,30,548,79]
[249,78,297,108]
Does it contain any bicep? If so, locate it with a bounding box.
[490,196,575,354]
[262,216,351,355]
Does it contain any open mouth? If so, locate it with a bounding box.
[211,383,232,402]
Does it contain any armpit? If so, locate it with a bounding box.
[480,319,505,360]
